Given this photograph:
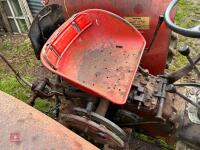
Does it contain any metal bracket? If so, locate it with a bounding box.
[154,77,168,121]
[129,85,145,102]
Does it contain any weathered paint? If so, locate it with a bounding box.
[0,91,99,150]
[41,9,146,104]
[46,0,175,75]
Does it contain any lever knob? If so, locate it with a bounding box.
[178,45,190,56]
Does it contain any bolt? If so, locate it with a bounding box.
[145,77,150,81]
[156,78,161,83]
[137,102,142,110]
[97,132,106,139]
[140,80,147,86]
[151,99,157,105]
[169,112,177,121]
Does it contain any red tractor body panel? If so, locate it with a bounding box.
[41,9,146,104]
[46,0,175,75]
[0,91,99,150]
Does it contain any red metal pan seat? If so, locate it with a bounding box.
[41,9,146,104]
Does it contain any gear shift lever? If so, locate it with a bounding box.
[178,45,200,79]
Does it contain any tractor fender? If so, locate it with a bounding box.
[0,91,99,150]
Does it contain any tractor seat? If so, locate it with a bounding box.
[41,9,146,104]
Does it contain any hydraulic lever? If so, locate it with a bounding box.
[178,45,200,79]
[168,50,200,84]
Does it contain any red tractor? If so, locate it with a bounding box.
[1,0,200,149]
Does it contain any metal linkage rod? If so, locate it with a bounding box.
[0,52,32,87]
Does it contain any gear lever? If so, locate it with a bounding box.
[178,45,200,79]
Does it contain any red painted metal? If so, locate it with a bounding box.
[41,9,146,104]
[0,91,99,150]
[46,0,175,75]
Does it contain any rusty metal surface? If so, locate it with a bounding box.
[95,99,110,117]
[132,72,186,126]
[132,73,158,110]
[61,114,125,148]
[73,107,127,140]
[0,91,99,150]
[121,72,186,138]
[186,87,200,124]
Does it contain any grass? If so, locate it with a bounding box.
[169,0,200,72]
[134,133,175,150]
[0,36,53,114]
[0,76,30,102]
[175,0,199,28]
[0,76,53,113]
